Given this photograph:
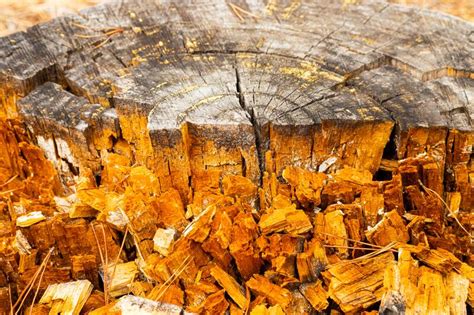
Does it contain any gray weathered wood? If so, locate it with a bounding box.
[1,0,473,200]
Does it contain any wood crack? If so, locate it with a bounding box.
[234,67,265,188]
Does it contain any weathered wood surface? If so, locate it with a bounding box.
[0,0,472,197]
[0,0,473,314]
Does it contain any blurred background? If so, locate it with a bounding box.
[0,0,473,37]
[0,0,100,36]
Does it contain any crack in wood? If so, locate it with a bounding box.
[235,67,265,187]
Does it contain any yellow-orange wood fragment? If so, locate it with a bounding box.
[210,264,248,309]
[366,210,409,246]
[259,204,312,235]
[299,280,329,311]
[246,275,291,308]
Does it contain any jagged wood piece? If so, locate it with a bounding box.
[38,279,93,315]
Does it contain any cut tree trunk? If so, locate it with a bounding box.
[0,0,473,314]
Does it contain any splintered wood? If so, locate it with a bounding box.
[3,144,472,313]
[0,0,474,314]
[37,280,93,315]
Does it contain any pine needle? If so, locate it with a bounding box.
[91,223,106,306]
[0,187,21,196]
[8,284,13,315]
[154,255,192,302]
[74,33,105,38]
[108,226,129,299]
[316,231,387,249]
[351,242,397,262]
[156,258,192,302]
[228,2,259,21]
[100,224,109,305]
[328,242,397,267]
[418,180,472,239]
[229,4,244,21]
[93,36,112,49]
[70,21,92,30]
[0,174,18,188]
[14,247,54,314]
[124,220,154,282]
[323,244,388,251]
[28,253,49,315]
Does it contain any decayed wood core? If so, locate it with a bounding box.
[0,0,473,314]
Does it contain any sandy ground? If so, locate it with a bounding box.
[0,0,472,36]
[0,0,100,36]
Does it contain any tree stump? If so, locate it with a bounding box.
[0,0,473,313]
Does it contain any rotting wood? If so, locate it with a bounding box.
[323,252,395,313]
[299,281,329,311]
[37,279,93,315]
[381,248,471,314]
[89,295,184,315]
[210,264,248,310]
[246,275,291,308]
[104,261,138,298]
[0,0,473,314]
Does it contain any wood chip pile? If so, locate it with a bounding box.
[1,119,472,314]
